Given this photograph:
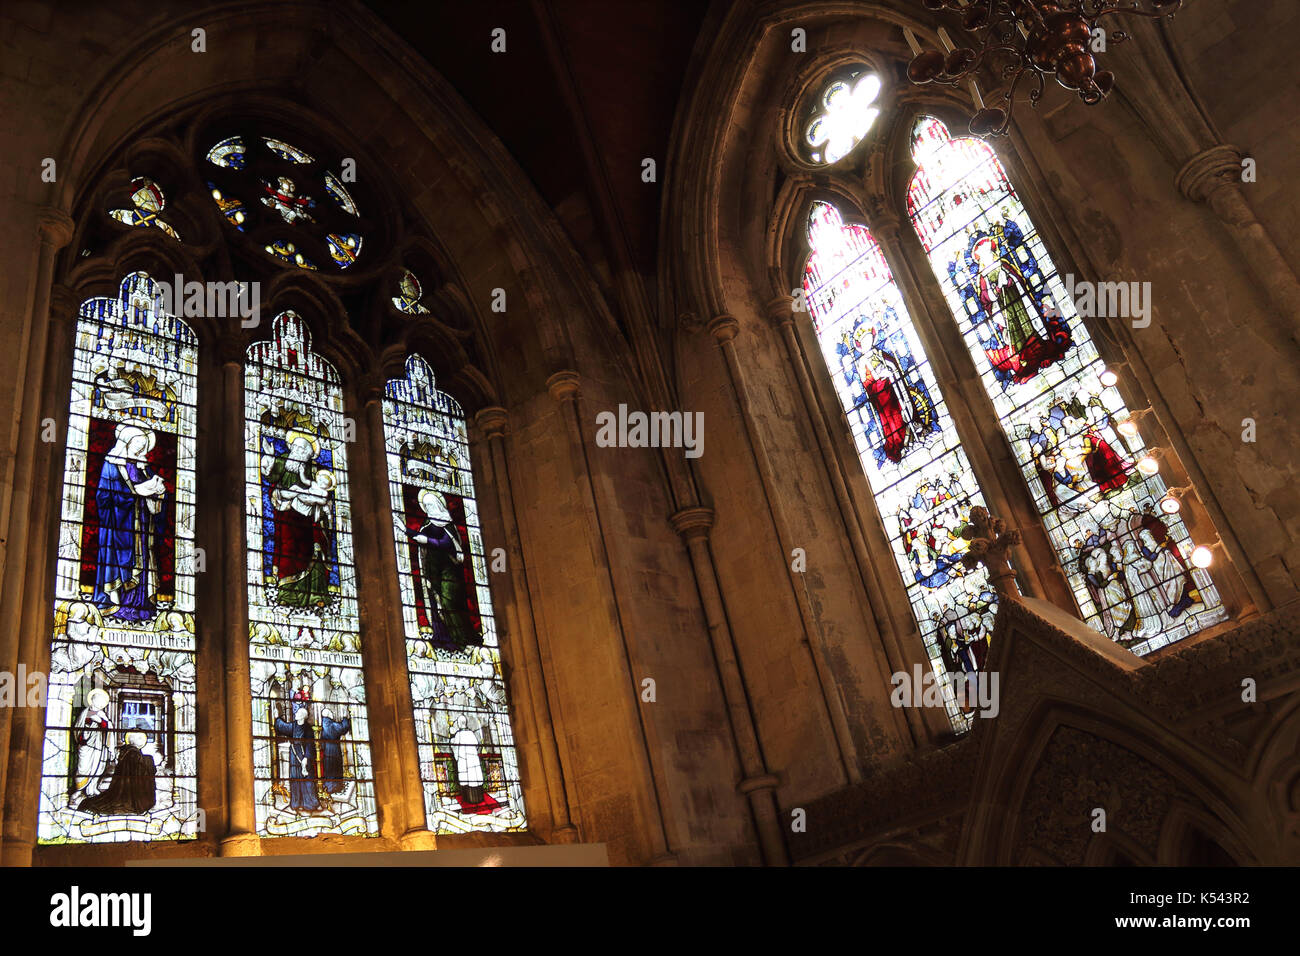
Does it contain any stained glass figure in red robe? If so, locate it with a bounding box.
[840,311,939,466]
[262,430,337,610]
[953,216,1072,386]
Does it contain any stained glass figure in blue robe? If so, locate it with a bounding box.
[273,705,321,811]
[318,709,351,795]
[92,424,166,622]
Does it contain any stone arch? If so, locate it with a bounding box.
[963,695,1253,865]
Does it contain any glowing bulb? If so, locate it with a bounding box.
[1160,495,1181,514]
[1099,368,1119,387]
[1137,455,1159,476]
[1191,546,1213,569]
[1118,420,1139,438]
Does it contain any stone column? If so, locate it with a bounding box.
[0,209,73,841]
[1177,145,1300,349]
[669,505,790,865]
[0,279,76,865]
[546,369,676,864]
[707,313,865,779]
[217,337,259,856]
[357,385,435,849]
[476,406,579,843]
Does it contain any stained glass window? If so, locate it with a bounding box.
[382,355,526,832]
[109,177,180,240]
[206,136,246,169]
[245,312,378,837]
[803,201,996,728]
[38,273,200,844]
[324,172,359,217]
[804,71,882,165]
[263,137,314,165]
[392,271,430,315]
[206,134,361,272]
[906,115,1227,653]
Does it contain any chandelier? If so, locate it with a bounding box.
[904,1,1183,136]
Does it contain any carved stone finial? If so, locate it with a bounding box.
[960,505,1021,595]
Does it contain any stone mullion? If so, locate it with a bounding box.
[475,406,579,844]
[0,210,73,844]
[356,388,433,849]
[217,342,259,856]
[1,281,75,865]
[706,315,865,781]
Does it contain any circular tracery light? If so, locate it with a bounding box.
[805,72,883,165]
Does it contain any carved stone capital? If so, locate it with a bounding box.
[356,372,387,406]
[1175,145,1245,204]
[38,207,74,249]
[546,370,581,403]
[670,505,715,542]
[708,314,740,345]
[216,330,248,367]
[476,405,510,439]
[765,295,797,328]
[49,283,82,324]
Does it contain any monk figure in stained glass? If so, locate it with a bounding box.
[263,431,337,610]
[273,697,322,812]
[78,731,159,816]
[318,707,351,795]
[406,489,481,651]
[92,423,167,622]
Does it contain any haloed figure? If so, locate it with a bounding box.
[71,688,112,807]
[408,489,479,650]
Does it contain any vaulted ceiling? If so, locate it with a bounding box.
[362,0,712,311]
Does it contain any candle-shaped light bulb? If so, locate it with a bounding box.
[969,79,984,110]
[904,27,923,56]
[937,26,955,53]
